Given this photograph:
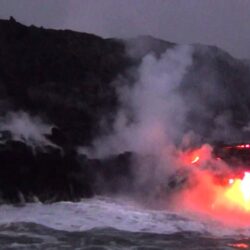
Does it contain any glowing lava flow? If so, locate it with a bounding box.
[186,148,250,211]
[191,156,200,164]
[228,243,249,249]
[177,146,250,225]
[181,144,212,166]
[225,172,250,211]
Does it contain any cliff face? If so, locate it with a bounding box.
[0,17,131,146]
[0,18,138,203]
[1,18,250,203]
[180,45,250,143]
[2,18,250,147]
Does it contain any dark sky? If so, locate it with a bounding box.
[0,0,249,59]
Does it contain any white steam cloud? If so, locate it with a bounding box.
[0,111,56,149]
[81,45,193,159]
[79,43,250,224]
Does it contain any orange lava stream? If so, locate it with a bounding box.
[224,172,250,211]
[177,148,250,225]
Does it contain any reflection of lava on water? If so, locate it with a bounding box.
[228,243,249,249]
[175,144,250,226]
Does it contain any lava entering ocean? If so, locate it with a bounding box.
[175,144,250,226]
[224,172,250,211]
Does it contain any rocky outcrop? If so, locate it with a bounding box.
[0,127,135,204]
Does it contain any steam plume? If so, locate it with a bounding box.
[82,45,193,159]
[0,111,55,149]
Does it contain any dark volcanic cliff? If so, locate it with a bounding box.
[0,17,131,146]
[0,18,135,203]
[0,17,250,204]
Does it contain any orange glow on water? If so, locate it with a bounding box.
[228,243,249,249]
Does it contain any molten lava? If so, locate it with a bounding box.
[225,172,250,211]
[181,144,212,166]
[176,145,250,226]
[228,243,249,249]
[191,156,200,164]
[184,147,250,212]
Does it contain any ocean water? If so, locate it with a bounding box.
[0,196,249,249]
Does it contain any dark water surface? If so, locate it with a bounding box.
[0,198,250,249]
[0,222,249,250]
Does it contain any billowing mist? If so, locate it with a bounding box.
[82,45,193,158]
[0,111,55,149]
[80,43,250,225]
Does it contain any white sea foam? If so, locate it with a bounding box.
[0,196,249,238]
